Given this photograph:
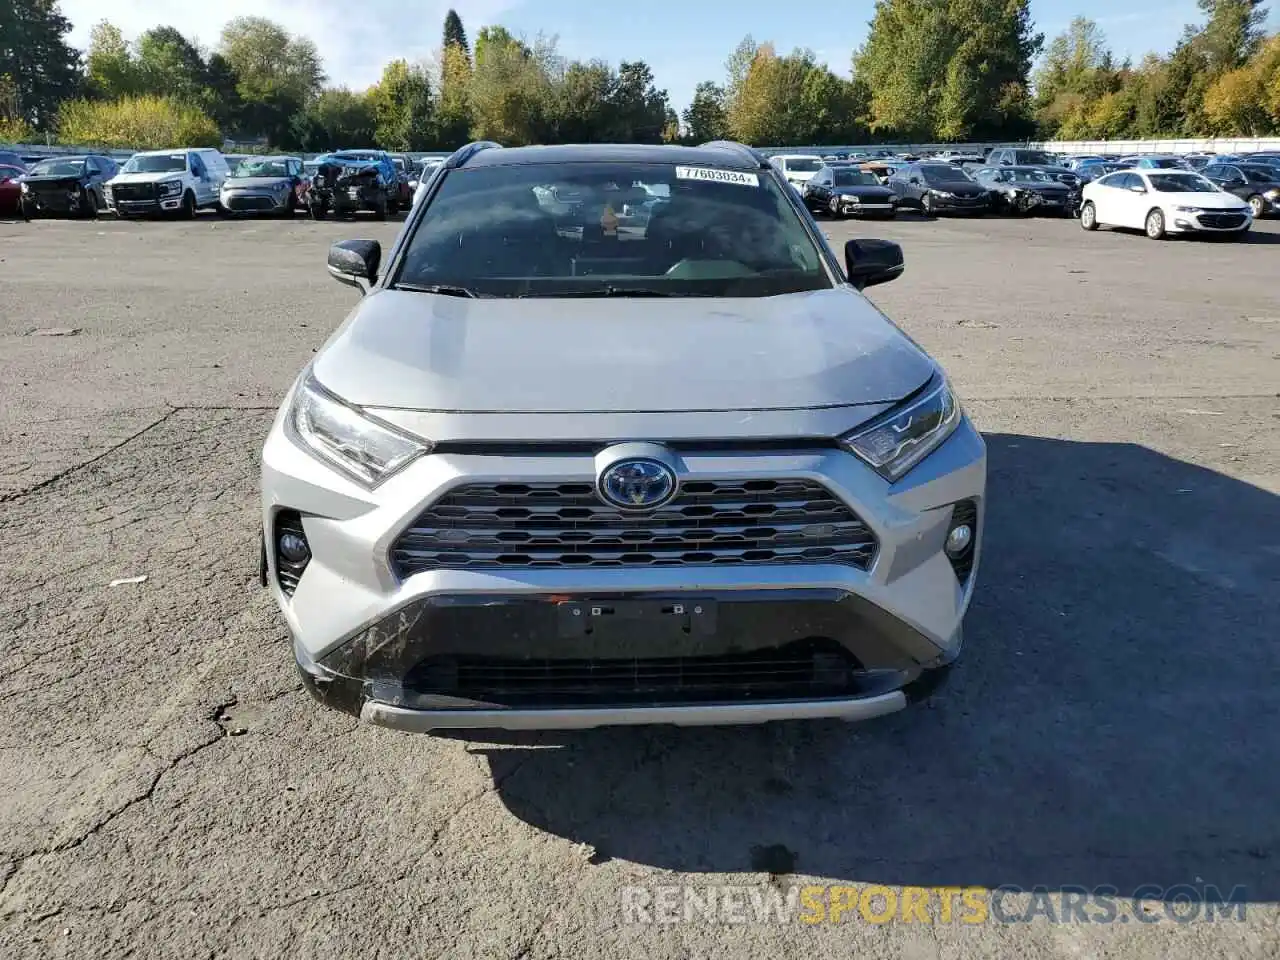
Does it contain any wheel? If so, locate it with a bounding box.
[180,191,196,219]
[828,197,841,218]
[1247,194,1265,218]
[78,187,98,219]
[309,201,326,220]
[19,198,34,221]
[374,195,388,221]
[1079,201,1098,231]
[921,193,934,216]
[281,192,296,217]
[1145,208,1166,240]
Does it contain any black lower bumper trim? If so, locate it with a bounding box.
[303,589,951,715]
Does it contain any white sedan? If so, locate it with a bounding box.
[1080,169,1252,239]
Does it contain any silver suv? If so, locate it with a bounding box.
[261,141,986,733]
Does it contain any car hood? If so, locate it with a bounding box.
[223,177,290,190]
[312,288,935,418]
[109,171,184,185]
[1162,192,1250,210]
[833,185,895,200]
[22,174,83,187]
[931,183,985,196]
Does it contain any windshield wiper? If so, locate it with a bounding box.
[394,283,480,298]
[520,285,687,298]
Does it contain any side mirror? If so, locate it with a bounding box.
[843,238,904,290]
[1128,184,1147,194]
[327,239,381,294]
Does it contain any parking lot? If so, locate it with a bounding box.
[1,211,1278,959]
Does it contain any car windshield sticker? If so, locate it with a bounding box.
[674,166,759,187]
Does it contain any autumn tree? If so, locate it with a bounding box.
[368,59,434,150]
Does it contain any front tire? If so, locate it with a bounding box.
[828,197,841,218]
[1248,194,1265,218]
[180,191,196,220]
[78,187,98,219]
[1079,201,1098,230]
[1145,208,1166,240]
[921,193,935,217]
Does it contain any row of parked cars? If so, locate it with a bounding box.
[769,146,1280,239]
[0,146,449,221]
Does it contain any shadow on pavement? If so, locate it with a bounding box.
[466,434,1280,900]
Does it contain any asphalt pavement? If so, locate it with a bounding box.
[1,210,1278,959]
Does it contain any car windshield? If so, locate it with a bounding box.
[1150,157,1185,169]
[122,154,186,174]
[1008,168,1054,183]
[234,159,289,178]
[920,165,970,185]
[396,161,830,298]
[29,159,85,176]
[832,169,880,187]
[1149,173,1218,193]
[1017,152,1053,165]
[783,158,822,172]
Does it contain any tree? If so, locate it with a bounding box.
[604,60,670,142]
[548,59,615,142]
[219,17,323,144]
[853,0,1040,140]
[1197,0,1268,72]
[435,34,473,148]
[725,45,864,145]
[368,59,434,150]
[683,81,727,141]
[56,94,220,148]
[135,26,207,103]
[84,20,141,100]
[468,29,551,143]
[0,0,80,127]
[291,87,376,150]
[1033,18,1120,137]
[443,9,469,55]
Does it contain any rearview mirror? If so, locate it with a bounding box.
[327,239,381,294]
[843,238,904,290]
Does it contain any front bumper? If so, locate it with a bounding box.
[221,189,290,213]
[1169,209,1253,233]
[108,196,184,215]
[262,411,986,731]
[834,199,897,217]
[21,189,80,213]
[929,196,988,214]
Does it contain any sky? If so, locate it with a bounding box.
[60,0,1265,112]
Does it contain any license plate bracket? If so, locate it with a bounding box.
[556,599,717,638]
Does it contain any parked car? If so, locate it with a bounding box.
[0,150,28,171]
[105,147,230,218]
[1072,159,1127,183]
[263,140,984,733]
[803,164,898,218]
[389,154,415,208]
[0,164,24,217]
[768,153,825,191]
[219,155,308,215]
[1079,169,1252,239]
[972,166,1076,216]
[308,156,392,219]
[889,162,989,215]
[972,148,1081,190]
[310,150,399,216]
[1201,162,1280,218]
[859,160,910,184]
[1063,155,1106,170]
[409,159,443,202]
[16,154,117,218]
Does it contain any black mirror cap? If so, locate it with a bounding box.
[843,238,904,290]
[327,239,382,292]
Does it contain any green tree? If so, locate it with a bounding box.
[0,0,80,127]
[443,9,469,55]
[135,26,207,103]
[547,59,615,142]
[84,20,141,100]
[604,60,670,142]
[468,29,551,143]
[435,31,473,147]
[368,59,434,149]
[219,16,323,144]
[1197,0,1268,71]
[1033,18,1120,137]
[291,86,376,150]
[683,81,728,141]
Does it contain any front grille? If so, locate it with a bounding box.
[392,478,878,575]
[227,195,276,211]
[111,183,156,201]
[405,639,864,707]
[1054,173,1081,187]
[1198,212,1246,228]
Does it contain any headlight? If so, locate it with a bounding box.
[888,194,899,202]
[287,373,430,487]
[20,181,28,192]
[158,180,183,197]
[1174,205,1204,213]
[1265,189,1280,199]
[932,190,953,199]
[838,376,960,482]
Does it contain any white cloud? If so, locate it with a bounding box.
[59,0,519,89]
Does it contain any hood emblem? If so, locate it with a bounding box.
[598,458,677,511]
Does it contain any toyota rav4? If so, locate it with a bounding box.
[261,141,986,733]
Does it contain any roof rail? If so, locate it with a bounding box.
[446,141,502,169]
[699,140,770,169]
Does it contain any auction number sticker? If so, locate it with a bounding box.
[675,166,759,187]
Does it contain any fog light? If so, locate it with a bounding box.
[279,532,310,563]
[945,523,973,558]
